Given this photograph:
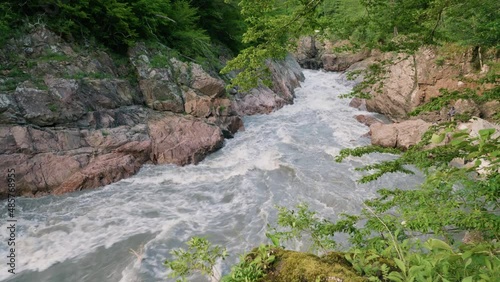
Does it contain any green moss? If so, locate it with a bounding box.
[262,249,366,282]
[47,103,59,112]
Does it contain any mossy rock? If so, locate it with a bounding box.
[262,249,366,282]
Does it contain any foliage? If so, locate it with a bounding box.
[164,237,227,282]
[443,0,500,48]
[0,2,17,44]
[221,0,324,90]
[410,87,500,117]
[342,61,389,99]
[222,245,277,282]
[1,0,244,61]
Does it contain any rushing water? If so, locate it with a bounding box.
[1,70,422,282]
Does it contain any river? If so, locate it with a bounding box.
[0,70,422,282]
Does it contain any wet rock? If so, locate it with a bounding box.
[232,54,304,116]
[231,87,287,116]
[207,116,244,138]
[349,98,366,110]
[354,114,387,127]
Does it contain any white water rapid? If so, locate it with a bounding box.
[0,70,422,282]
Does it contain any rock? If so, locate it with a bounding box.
[349,98,366,110]
[339,56,380,86]
[0,121,151,198]
[268,54,304,101]
[395,119,432,149]
[0,94,22,124]
[479,100,499,120]
[365,53,417,120]
[370,122,398,148]
[462,231,484,244]
[457,118,500,139]
[362,46,494,123]
[190,64,225,98]
[453,99,480,117]
[139,79,184,112]
[207,116,244,138]
[149,114,224,166]
[354,114,386,127]
[322,49,370,72]
[294,37,370,72]
[54,149,149,195]
[370,119,431,149]
[231,87,287,116]
[232,54,304,116]
[183,89,212,117]
[13,84,60,126]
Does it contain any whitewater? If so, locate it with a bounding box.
[0,70,422,282]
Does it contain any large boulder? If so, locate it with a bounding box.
[149,114,224,165]
[189,63,225,98]
[0,117,151,198]
[370,119,431,149]
[365,53,418,120]
[479,100,500,120]
[232,54,304,116]
[359,46,496,123]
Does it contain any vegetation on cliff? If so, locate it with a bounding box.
[0,0,244,62]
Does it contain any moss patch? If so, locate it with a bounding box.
[262,249,366,282]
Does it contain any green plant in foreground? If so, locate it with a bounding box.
[164,237,227,282]
[222,244,277,282]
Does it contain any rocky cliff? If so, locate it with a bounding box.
[296,38,498,150]
[0,28,304,198]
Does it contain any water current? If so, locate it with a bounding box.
[0,70,422,282]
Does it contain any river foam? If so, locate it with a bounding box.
[0,70,422,282]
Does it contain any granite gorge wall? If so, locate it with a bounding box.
[0,28,304,199]
[296,37,498,124]
[296,37,498,150]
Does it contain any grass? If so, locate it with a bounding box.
[47,103,59,112]
[435,56,445,66]
[0,67,30,91]
[149,54,170,68]
[38,52,70,62]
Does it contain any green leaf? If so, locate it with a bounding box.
[431,133,446,144]
[387,271,404,282]
[427,239,453,251]
[478,128,495,139]
[394,258,406,275]
[462,251,473,260]
[462,276,473,282]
